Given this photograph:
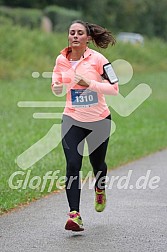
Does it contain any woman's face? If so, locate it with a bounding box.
[68,23,90,49]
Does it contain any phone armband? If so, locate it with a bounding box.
[101,63,118,84]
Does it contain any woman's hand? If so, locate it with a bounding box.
[52,81,63,95]
[74,74,91,87]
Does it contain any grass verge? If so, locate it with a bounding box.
[0,71,167,214]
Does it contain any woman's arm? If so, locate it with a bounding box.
[51,56,63,95]
[74,74,119,95]
[89,79,119,95]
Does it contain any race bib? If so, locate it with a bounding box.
[71,89,98,107]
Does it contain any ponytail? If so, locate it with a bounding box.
[70,20,116,49]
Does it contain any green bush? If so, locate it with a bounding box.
[0,6,42,29]
[1,22,167,80]
[43,5,82,32]
[0,14,13,25]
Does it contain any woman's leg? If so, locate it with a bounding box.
[61,116,87,212]
[89,138,109,189]
[87,116,111,189]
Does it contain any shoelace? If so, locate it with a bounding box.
[96,193,103,204]
[69,212,79,218]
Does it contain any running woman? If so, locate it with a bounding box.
[51,20,119,231]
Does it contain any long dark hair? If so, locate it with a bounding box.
[69,20,116,49]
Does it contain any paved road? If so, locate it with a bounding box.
[0,149,167,252]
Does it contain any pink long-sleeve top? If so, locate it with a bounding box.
[52,47,119,122]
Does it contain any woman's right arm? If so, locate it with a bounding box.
[51,56,63,96]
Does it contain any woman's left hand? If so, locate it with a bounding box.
[74,74,90,87]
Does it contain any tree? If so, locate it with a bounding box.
[0,0,55,8]
[1,0,167,40]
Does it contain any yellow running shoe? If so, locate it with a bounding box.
[95,188,106,212]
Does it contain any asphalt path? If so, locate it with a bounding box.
[0,149,167,252]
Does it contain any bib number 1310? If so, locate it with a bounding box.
[75,94,93,103]
[71,89,98,107]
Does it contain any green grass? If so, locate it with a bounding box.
[0,23,167,214]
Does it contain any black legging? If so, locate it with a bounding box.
[61,114,111,212]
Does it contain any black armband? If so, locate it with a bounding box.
[101,63,118,84]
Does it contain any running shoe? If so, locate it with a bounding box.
[95,188,106,212]
[65,211,84,231]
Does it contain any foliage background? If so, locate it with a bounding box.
[0,0,167,40]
